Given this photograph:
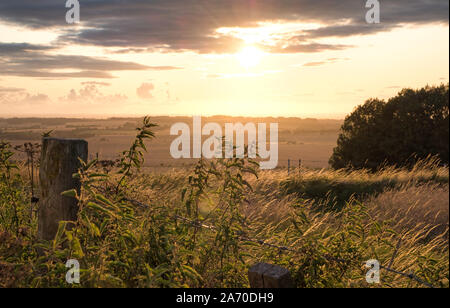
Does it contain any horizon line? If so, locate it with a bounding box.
[0,113,347,120]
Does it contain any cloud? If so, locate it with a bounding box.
[0,86,25,93]
[206,70,282,79]
[0,1,446,54]
[22,93,51,104]
[264,42,353,54]
[0,87,50,105]
[1,81,179,108]
[1,83,128,107]
[302,57,349,67]
[135,81,180,104]
[162,82,180,104]
[59,84,127,104]
[0,42,56,54]
[206,73,223,79]
[81,81,111,87]
[136,83,155,100]
[1,69,115,79]
[302,61,328,67]
[0,42,182,79]
[302,23,394,39]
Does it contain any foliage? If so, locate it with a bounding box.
[281,156,448,211]
[330,84,449,170]
[0,142,28,234]
[116,116,157,194]
[0,117,448,288]
[179,143,259,287]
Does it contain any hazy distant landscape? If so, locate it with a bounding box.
[0,116,342,169]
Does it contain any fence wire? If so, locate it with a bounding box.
[124,197,436,288]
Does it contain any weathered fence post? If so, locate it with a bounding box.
[288,159,290,175]
[38,138,88,240]
[248,263,294,288]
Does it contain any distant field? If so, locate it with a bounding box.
[0,116,342,169]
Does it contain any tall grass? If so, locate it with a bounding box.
[0,120,448,288]
[279,156,448,211]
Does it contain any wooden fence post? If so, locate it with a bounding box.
[248,263,294,288]
[38,138,88,241]
[288,159,290,175]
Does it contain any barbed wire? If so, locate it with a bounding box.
[25,182,437,288]
[124,197,436,288]
[379,264,435,288]
[30,174,438,289]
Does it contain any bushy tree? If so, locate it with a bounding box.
[330,84,449,170]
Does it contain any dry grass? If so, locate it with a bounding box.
[367,184,449,243]
[130,161,449,242]
[2,145,449,287]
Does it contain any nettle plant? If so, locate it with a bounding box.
[0,141,28,235]
[0,116,257,287]
[34,116,250,287]
[179,140,259,286]
[115,116,157,195]
[44,117,189,287]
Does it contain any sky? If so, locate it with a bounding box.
[0,0,448,118]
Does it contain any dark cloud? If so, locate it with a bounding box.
[0,42,56,53]
[0,1,447,54]
[111,48,152,54]
[0,69,115,79]
[302,23,394,39]
[0,42,182,78]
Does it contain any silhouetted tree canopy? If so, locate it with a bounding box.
[330,84,449,170]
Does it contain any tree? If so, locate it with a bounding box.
[330,84,449,170]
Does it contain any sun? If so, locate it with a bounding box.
[236,46,264,68]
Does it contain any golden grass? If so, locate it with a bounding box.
[130,161,449,287]
[2,149,448,287]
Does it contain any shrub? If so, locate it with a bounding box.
[330,84,449,170]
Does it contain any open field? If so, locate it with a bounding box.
[0,116,342,169]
